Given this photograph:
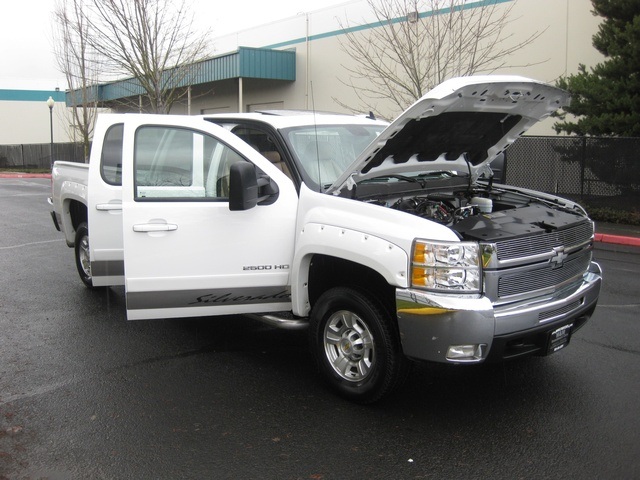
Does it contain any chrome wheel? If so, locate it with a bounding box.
[323,310,375,382]
[78,235,91,279]
[310,286,409,403]
[74,222,95,288]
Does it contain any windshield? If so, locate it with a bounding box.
[283,124,385,188]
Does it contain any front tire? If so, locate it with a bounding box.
[74,222,95,289]
[309,287,408,404]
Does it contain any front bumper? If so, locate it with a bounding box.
[396,261,602,363]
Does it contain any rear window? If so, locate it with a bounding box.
[101,123,124,186]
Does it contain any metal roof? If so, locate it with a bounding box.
[0,89,66,102]
[66,47,296,105]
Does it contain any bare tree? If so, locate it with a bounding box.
[54,0,101,160]
[336,0,545,117]
[83,0,211,114]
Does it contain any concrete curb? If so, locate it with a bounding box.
[594,233,640,247]
[0,173,52,179]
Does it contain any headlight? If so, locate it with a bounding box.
[411,240,481,293]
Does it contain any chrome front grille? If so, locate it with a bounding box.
[495,221,594,261]
[496,253,592,299]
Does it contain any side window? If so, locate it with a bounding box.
[101,123,124,186]
[134,126,245,201]
[232,126,291,179]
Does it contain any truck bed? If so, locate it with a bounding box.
[50,161,90,244]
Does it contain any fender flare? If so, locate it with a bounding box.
[290,223,409,316]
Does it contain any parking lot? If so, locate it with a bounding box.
[1,177,639,479]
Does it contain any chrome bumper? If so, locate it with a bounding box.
[396,261,602,363]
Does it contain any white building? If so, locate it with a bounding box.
[0,89,67,146]
[0,0,604,146]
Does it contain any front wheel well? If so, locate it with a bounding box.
[307,254,396,317]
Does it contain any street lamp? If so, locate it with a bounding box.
[46,96,55,168]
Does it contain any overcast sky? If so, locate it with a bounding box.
[1,0,350,90]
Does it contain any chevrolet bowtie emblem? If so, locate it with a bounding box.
[550,246,568,269]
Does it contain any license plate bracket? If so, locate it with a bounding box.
[546,323,574,355]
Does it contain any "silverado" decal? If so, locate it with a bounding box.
[127,287,291,310]
[189,290,291,305]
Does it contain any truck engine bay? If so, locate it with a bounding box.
[369,183,591,243]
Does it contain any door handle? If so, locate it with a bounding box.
[96,203,122,211]
[133,223,178,232]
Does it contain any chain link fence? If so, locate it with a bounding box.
[0,143,86,169]
[505,136,640,214]
[3,136,639,217]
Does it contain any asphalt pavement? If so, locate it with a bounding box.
[1,177,639,479]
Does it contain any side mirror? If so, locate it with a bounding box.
[229,162,259,211]
[229,162,279,211]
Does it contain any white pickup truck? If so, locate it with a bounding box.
[49,76,602,403]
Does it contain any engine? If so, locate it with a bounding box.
[388,192,488,226]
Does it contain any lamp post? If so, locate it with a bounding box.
[46,96,55,168]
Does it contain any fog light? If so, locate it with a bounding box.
[446,344,486,362]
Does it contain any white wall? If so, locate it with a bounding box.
[187,0,604,134]
[0,98,72,145]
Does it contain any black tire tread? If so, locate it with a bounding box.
[309,286,409,404]
[74,222,95,289]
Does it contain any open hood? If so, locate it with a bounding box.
[327,76,570,195]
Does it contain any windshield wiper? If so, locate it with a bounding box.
[359,174,426,187]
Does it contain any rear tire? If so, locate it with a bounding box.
[74,222,95,289]
[309,286,409,404]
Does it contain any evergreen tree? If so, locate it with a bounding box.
[554,0,640,136]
